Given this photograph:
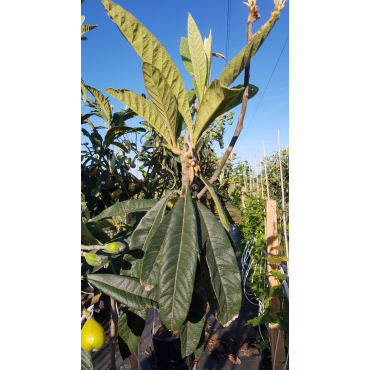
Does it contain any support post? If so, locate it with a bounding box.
[266,200,286,370]
[130,348,138,370]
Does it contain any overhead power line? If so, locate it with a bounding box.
[236,35,289,149]
[225,0,231,64]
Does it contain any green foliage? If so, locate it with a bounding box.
[81,348,95,370]
[157,187,199,331]
[187,13,208,102]
[81,1,286,366]
[117,307,148,359]
[101,0,194,139]
[196,203,242,326]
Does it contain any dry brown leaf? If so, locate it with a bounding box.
[228,354,241,365]
[189,166,194,184]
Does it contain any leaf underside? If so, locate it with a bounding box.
[106,88,172,145]
[101,0,193,136]
[219,18,278,87]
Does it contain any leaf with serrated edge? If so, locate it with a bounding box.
[87,274,156,311]
[157,186,199,331]
[199,173,229,232]
[129,192,172,285]
[219,18,278,87]
[140,205,174,290]
[196,203,241,326]
[142,63,179,146]
[85,85,112,127]
[106,88,172,147]
[81,348,95,370]
[117,308,148,360]
[101,0,193,141]
[96,199,158,221]
[188,14,207,102]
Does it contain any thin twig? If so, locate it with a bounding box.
[197,6,259,200]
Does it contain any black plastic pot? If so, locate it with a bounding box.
[152,329,184,369]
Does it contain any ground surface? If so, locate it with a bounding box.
[86,227,271,370]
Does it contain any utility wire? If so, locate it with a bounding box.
[236,35,289,150]
[225,0,231,64]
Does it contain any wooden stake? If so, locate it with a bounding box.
[278,130,289,276]
[249,163,252,195]
[266,200,286,370]
[110,297,117,370]
[130,348,139,370]
[259,150,264,199]
[263,139,270,200]
[254,156,259,198]
[242,164,248,193]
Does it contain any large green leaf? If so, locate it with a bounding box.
[204,30,212,88]
[85,85,112,127]
[96,199,159,221]
[129,192,172,282]
[81,222,102,245]
[117,308,148,360]
[219,18,278,87]
[106,88,172,146]
[192,80,244,145]
[81,348,95,370]
[85,222,111,244]
[180,37,194,78]
[87,274,156,311]
[179,290,206,358]
[103,126,145,149]
[221,198,242,225]
[142,63,179,146]
[196,203,241,326]
[187,14,207,103]
[157,187,199,331]
[199,173,229,232]
[139,205,174,289]
[101,0,193,141]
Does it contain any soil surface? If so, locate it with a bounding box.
[84,226,271,370]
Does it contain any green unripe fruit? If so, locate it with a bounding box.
[106,242,120,254]
[85,253,101,266]
[128,183,135,192]
[81,317,106,351]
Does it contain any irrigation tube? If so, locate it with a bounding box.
[81,304,94,324]
[273,330,280,370]
[284,349,289,370]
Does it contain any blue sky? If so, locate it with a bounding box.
[81,0,289,169]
